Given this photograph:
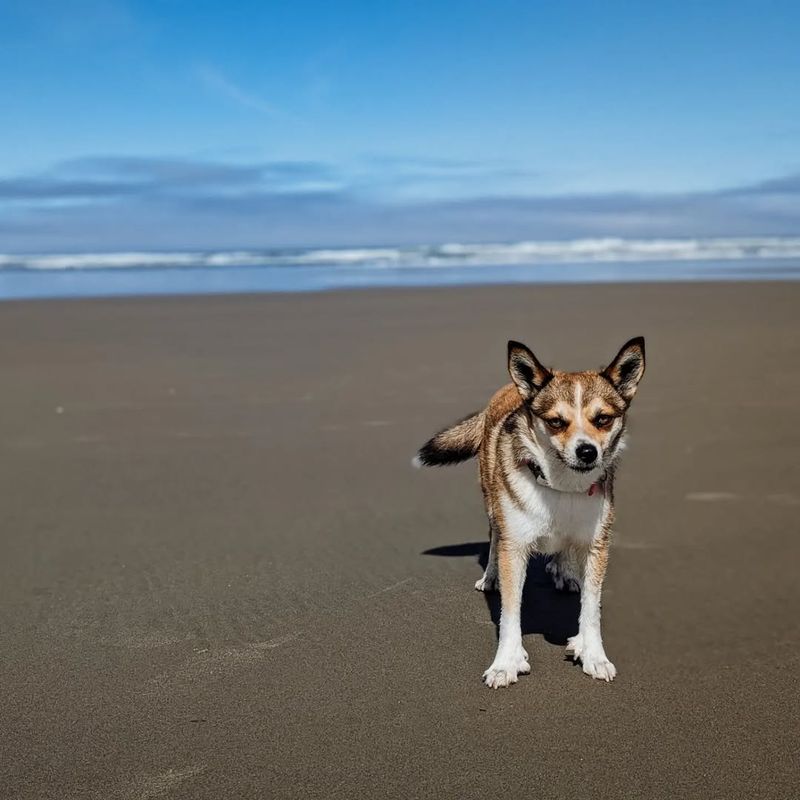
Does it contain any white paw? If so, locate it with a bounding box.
[566,635,616,682]
[546,559,580,593]
[474,574,497,592]
[482,647,530,688]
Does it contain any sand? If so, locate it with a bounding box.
[1,282,798,799]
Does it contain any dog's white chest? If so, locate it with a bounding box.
[501,469,605,553]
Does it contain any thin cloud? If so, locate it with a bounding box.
[724,173,800,196]
[0,156,337,203]
[350,154,543,200]
[1,155,799,250]
[359,154,540,181]
[195,65,291,120]
[0,178,137,200]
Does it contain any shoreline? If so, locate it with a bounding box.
[2,256,800,301]
[3,275,800,309]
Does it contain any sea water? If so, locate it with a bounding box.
[2,238,799,300]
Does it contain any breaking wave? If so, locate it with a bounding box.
[2,237,800,271]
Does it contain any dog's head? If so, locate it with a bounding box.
[508,337,645,479]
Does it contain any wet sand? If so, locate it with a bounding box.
[1,282,798,799]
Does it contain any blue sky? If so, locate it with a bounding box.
[1,0,799,250]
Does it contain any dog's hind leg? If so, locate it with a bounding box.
[474,524,499,592]
[546,545,583,593]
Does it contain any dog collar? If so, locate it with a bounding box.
[527,459,604,497]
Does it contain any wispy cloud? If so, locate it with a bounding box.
[1,155,799,251]
[194,65,290,120]
[0,156,339,204]
[724,173,800,196]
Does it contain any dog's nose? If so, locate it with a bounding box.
[576,443,598,464]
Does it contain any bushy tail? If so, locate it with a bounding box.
[413,410,485,467]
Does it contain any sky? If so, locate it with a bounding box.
[1,0,799,251]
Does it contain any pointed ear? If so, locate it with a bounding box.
[602,336,645,403]
[508,340,552,400]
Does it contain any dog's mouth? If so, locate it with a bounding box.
[569,464,596,473]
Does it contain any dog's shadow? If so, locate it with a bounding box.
[422,541,579,646]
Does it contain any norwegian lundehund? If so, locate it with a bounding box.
[415,337,645,687]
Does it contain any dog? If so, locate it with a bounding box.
[414,337,645,687]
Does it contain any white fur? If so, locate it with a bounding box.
[480,466,616,687]
[503,467,605,553]
[474,528,498,591]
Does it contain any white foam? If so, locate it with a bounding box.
[2,236,800,272]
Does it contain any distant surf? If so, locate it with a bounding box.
[1,237,799,299]
[2,236,800,272]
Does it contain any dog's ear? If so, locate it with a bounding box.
[602,336,645,403]
[508,341,552,400]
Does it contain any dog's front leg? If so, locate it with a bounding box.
[483,540,530,688]
[566,534,616,682]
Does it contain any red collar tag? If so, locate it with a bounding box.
[587,481,603,497]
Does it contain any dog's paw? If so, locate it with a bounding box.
[566,635,616,682]
[581,654,616,682]
[551,572,581,593]
[546,558,581,593]
[474,574,497,592]
[482,647,530,688]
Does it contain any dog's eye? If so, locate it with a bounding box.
[593,414,613,428]
[546,417,567,430]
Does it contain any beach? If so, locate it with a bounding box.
[1,280,798,799]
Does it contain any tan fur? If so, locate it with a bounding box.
[478,383,524,522]
[416,337,645,686]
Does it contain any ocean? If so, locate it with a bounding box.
[2,237,799,300]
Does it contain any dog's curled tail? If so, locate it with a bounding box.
[413,410,484,467]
